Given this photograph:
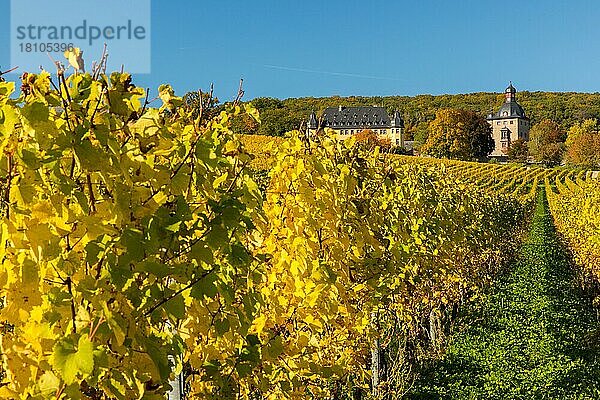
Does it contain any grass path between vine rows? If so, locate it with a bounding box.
[409,190,600,399]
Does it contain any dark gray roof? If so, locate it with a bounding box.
[320,106,402,129]
[505,82,516,94]
[488,101,527,119]
[488,84,528,120]
[392,110,404,128]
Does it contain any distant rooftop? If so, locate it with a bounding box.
[313,106,403,129]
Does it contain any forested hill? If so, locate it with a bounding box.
[248,92,600,137]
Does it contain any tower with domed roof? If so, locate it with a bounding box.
[486,83,530,157]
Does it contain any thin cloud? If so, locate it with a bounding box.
[260,64,403,82]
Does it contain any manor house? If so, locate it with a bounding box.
[307,106,405,147]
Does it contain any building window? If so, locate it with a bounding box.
[497,122,500,125]
[510,121,514,124]
[502,142,507,148]
[396,139,400,145]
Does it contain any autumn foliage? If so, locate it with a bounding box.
[528,119,566,165]
[421,109,494,160]
[564,119,600,167]
[0,52,551,399]
[353,129,391,152]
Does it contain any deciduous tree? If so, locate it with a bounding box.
[563,119,600,167]
[413,121,429,151]
[507,139,529,162]
[528,119,566,165]
[353,129,391,152]
[565,119,598,147]
[421,109,494,160]
[565,133,600,167]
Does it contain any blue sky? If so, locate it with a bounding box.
[2,0,600,100]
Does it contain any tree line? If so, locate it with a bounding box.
[186,89,600,167]
[235,92,600,138]
[233,93,600,168]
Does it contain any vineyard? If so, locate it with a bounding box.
[0,64,600,399]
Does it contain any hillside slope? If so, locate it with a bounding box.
[249,91,600,137]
